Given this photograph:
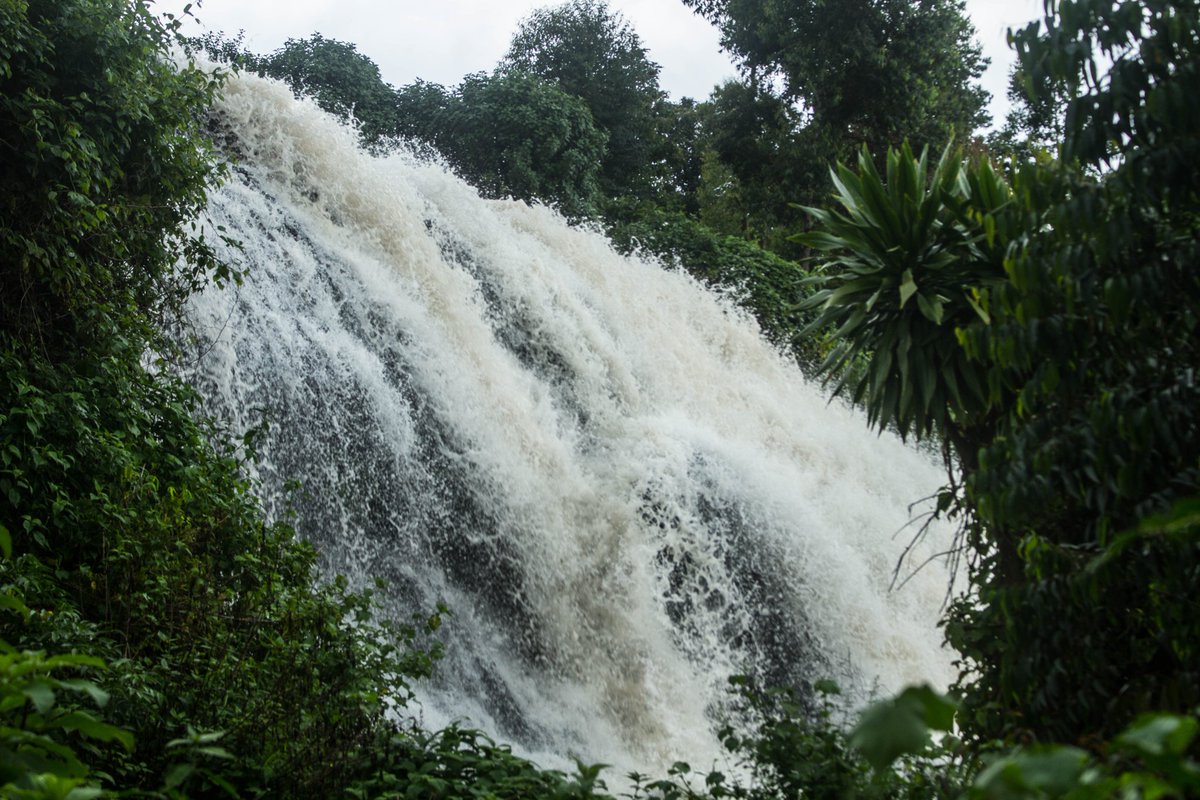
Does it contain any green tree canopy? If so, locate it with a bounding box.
[648,97,705,216]
[684,0,990,154]
[695,79,823,253]
[397,71,608,218]
[394,78,453,142]
[502,0,664,200]
[261,33,400,142]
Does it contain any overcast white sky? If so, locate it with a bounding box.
[159,0,1043,128]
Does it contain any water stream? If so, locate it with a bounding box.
[177,70,957,775]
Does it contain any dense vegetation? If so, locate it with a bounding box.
[799,0,1200,747]
[3,0,1198,798]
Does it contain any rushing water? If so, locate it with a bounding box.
[177,70,958,775]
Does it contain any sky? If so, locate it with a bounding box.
[159,0,1044,129]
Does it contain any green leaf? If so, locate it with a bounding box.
[57,679,109,708]
[1118,714,1199,758]
[964,291,990,324]
[25,679,56,714]
[55,711,135,752]
[973,747,1089,796]
[164,763,195,789]
[915,292,944,325]
[1138,498,1200,535]
[898,270,918,308]
[205,769,242,798]
[196,746,234,760]
[42,654,106,671]
[849,685,957,771]
[0,590,30,620]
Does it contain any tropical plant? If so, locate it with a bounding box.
[697,80,818,255]
[683,0,990,222]
[796,144,1014,444]
[652,97,706,217]
[684,0,989,148]
[0,0,229,354]
[798,0,1200,746]
[1,524,133,800]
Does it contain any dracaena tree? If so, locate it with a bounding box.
[797,144,1015,446]
[800,0,1200,746]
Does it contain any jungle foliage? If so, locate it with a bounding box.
[502,0,665,201]
[683,0,990,149]
[681,0,990,241]
[0,0,229,353]
[6,0,1200,797]
[800,0,1200,750]
[260,33,401,142]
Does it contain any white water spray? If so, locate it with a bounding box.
[179,71,958,775]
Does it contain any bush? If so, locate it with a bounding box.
[0,0,231,354]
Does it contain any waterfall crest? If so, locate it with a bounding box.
[180,70,957,774]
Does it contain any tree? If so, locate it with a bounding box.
[394,79,453,144]
[261,34,400,143]
[986,64,1069,161]
[503,0,664,201]
[187,29,263,72]
[683,0,990,234]
[685,0,989,154]
[799,0,1200,745]
[399,71,608,218]
[696,80,822,254]
[650,97,705,216]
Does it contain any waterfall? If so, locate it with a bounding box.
[178,70,958,776]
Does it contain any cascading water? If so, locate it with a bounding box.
[177,70,958,775]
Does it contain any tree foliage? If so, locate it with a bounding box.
[503,0,665,200]
[796,144,1011,443]
[647,97,706,217]
[397,71,608,218]
[686,0,988,158]
[260,33,400,142]
[0,0,228,354]
[699,80,821,254]
[800,0,1200,745]
[685,0,989,150]
[682,0,990,241]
